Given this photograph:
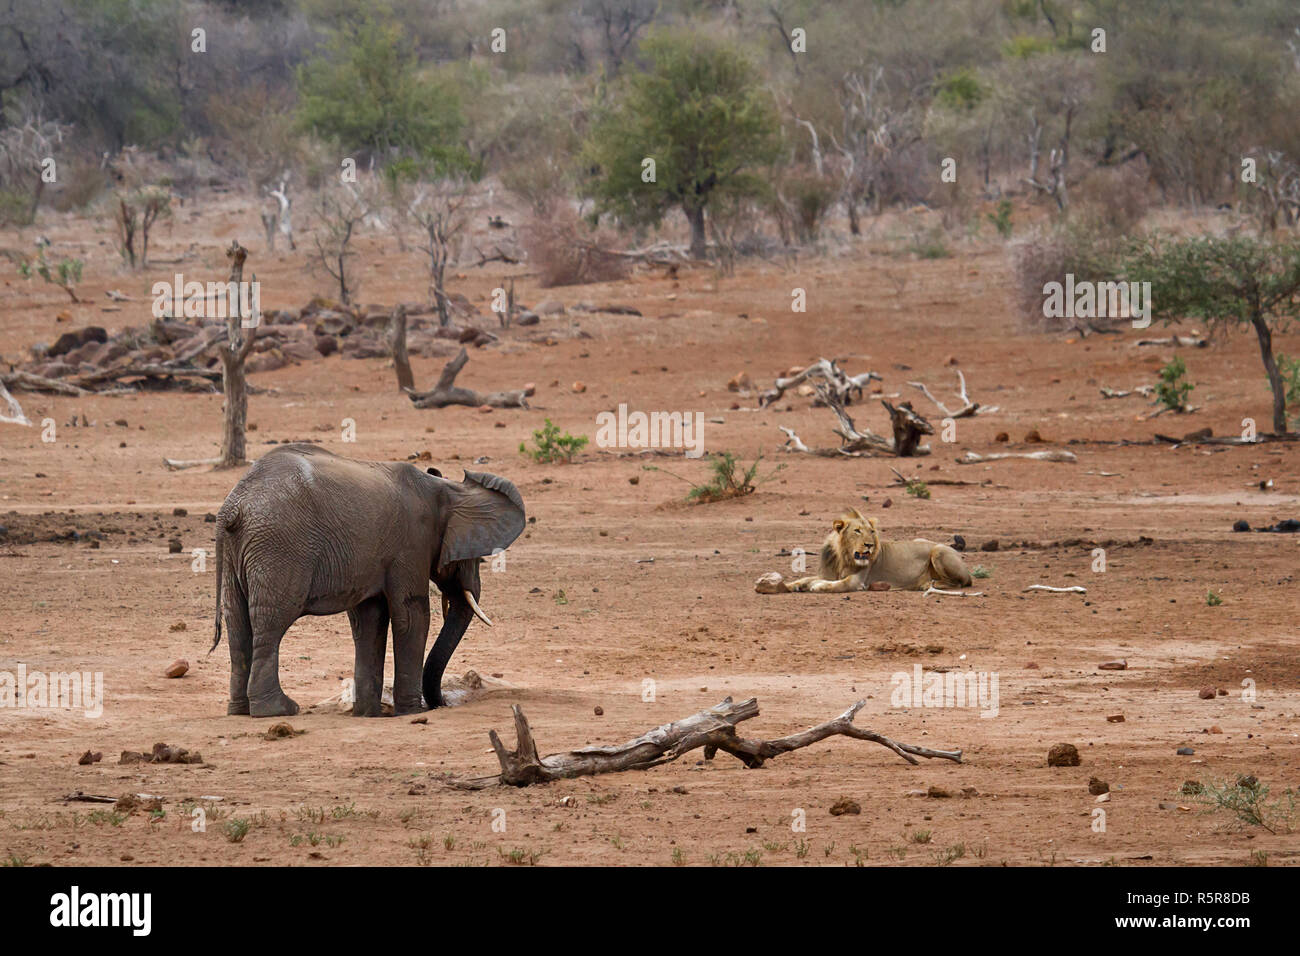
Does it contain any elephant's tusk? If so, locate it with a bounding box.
[464,589,493,627]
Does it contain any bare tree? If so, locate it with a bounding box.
[309,185,369,304]
[260,175,295,251]
[387,304,415,391]
[830,68,918,234]
[410,178,470,327]
[0,115,69,223]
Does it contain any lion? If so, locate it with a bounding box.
[755,509,972,594]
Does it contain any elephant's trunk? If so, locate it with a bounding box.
[423,590,473,708]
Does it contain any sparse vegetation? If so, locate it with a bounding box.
[1155,356,1194,413]
[1189,776,1296,834]
[520,419,588,464]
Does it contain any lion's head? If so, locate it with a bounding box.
[831,509,881,572]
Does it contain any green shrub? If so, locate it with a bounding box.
[520,418,588,463]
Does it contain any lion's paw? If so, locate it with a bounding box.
[754,571,786,594]
[808,580,834,593]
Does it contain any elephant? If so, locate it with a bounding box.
[209,444,525,717]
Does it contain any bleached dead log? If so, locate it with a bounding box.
[2,370,89,395]
[446,696,962,789]
[779,389,931,458]
[907,370,998,418]
[1023,585,1087,594]
[957,450,1077,464]
[406,347,532,409]
[924,586,984,598]
[0,378,31,425]
[163,456,221,470]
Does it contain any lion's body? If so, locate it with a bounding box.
[756,510,972,594]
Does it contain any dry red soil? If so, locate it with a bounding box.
[1,204,1297,867]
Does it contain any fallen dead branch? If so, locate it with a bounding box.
[906,370,998,418]
[759,357,879,408]
[446,696,962,789]
[406,346,532,409]
[958,450,1077,464]
[1100,385,1154,399]
[889,467,988,487]
[1136,335,1207,348]
[1023,585,1087,594]
[2,369,90,395]
[924,586,984,597]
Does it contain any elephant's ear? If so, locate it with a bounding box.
[437,470,526,576]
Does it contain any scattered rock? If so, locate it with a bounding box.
[1106,714,1125,723]
[1198,686,1217,699]
[1024,429,1044,443]
[927,785,951,798]
[994,432,1009,442]
[727,371,752,391]
[168,621,186,632]
[572,381,587,393]
[980,539,999,552]
[594,706,604,716]
[1088,777,1110,795]
[1176,747,1195,756]
[829,797,861,816]
[164,659,189,679]
[1098,660,1127,671]
[77,750,102,766]
[167,537,182,553]
[1047,743,1080,767]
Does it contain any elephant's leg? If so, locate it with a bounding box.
[423,591,472,709]
[225,579,254,716]
[388,591,430,715]
[347,595,389,718]
[247,602,299,718]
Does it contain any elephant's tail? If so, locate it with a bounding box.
[209,524,224,654]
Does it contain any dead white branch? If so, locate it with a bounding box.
[446,696,962,789]
[907,370,998,418]
[923,586,984,598]
[1023,585,1087,594]
[958,450,1077,464]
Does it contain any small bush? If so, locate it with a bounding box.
[1189,776,1296,833]
[645,451,784,504]
[1009,220,1124,331]
[1156,356,1193,412]
[520,419,588,463]
[522,212,630,288]
[987,199,1013,239]
[1206,590,1223,606]
[904,479,931,499]
[971,565,991,579]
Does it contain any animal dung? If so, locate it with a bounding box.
[1047,743,1081,767]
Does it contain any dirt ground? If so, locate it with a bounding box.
[1,201,1297,867]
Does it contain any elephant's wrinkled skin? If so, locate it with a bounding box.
[211,444,525,717]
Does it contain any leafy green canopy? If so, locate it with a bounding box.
[295,16,465,168]
[581,29,780,229]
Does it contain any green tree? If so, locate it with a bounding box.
[1123,236,1300,435]
[581,29,780,258]
[295,16,463,164]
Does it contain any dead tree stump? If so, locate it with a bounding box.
[881,399,933,457]
[388,304,415,391]
[218,240,257,467]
